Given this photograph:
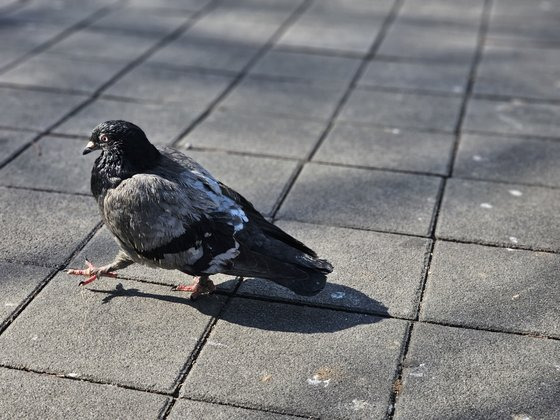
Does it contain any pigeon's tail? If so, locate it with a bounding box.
[225,246,333,296]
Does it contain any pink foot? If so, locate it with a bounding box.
[67,259,117,286]
[173,277,216,300]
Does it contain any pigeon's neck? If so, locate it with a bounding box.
[91,147,160,199]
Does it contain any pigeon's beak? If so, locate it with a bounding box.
[82,140,99,155]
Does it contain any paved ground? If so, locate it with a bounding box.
[0,0,559,419]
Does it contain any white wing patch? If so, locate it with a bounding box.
[204,241,240,274]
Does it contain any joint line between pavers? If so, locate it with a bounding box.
[270,0,406,220]
[387,1,494,418]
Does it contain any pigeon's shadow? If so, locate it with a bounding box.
[89,280,389,333]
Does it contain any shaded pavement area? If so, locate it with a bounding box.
[0,0,559,419]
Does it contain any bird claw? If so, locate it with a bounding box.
[173,278,216,300]
[67,259,116,286]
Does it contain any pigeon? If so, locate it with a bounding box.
[68,120,333,299]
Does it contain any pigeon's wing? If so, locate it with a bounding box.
[101,171,246,274]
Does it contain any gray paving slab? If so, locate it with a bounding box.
[338,89,463,132]
[209,0,302,26]
[169,399,300,420]
[251,49,361,83]
[184,150,299,216]
[309,0,394,17]
[88,7,191,37]
[0,274,225,392]
[182,298,407,419]
[359,60,469,94]
[219,77,346,120]
[474,45,560,101]
[0,262,52,325]
[238,220,430,318]
[277,163,442,236]
[46,28,160,62]
[0,129,37,166]
[379,21,479,63]
[0,187,99,265]
[3,1,109,25]
[314,123,454,175]
[181,108,325,159]
[488,0,560,45]
[394,323,560,420]
[183,10,280,46]
[0,136,92,194]
[0,48,24,70]
[0,20,67,54]
[437,178,560,251]
[146,38,259,73]
[0,367,169,420]
[70,227,239,291]
[464,97,560,138]
[0,86,87,132]
[54,98,203,145]
[0,54,127,93]
[127,0,211,11]
[277,13,385,54]
[397,0,484,24]
[422,241,560,337]
[105,64,234,106]
[454,133,560,188]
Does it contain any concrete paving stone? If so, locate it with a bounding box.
[397,0,484,24]
[183,10,281,47]
[454,133,560,188]
[488,0,560,44]
[54,97,203,145]
[464,98,560,138]
[0,368,169,420]
[146,38,259,73]
[0,86,87,131]
[182,108,325,159]
[219,77,346,120]
[422,241,560,337]
[127,0,211,11]
[0,262,52,325]
[0,274,225,393]
[277,13,385,54]
[0,54,127,93]
[0,48,24,69]
[169,399,301,419]
[308,0,394,17]
[0,129,37,166]
[210,0,302,26]
[0,21,65,55]
[0,187,99,265]
[277,163,442,236]
[182,298,407,418]
[46,28,161,62]
[474,45,560,100]
[394,323,560,420]
[238,220,430,319]
[70,227,239,291]
[105,64,234,106]
[3,0,105,25]
[338,89,463,132]
[359,59,469,94]
[88,7,191,37]
[250,49,361,83]
[183,150,299,216]
[314,123,454,175]
[0,136,92,194]
[437,178,560,251]
[379,21,479,63]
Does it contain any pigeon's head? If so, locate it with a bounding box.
[84,120,160,168]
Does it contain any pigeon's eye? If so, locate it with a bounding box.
[99,134,109,143]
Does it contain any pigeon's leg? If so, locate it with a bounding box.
[173,275,216,300]
[67,251,134,286]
